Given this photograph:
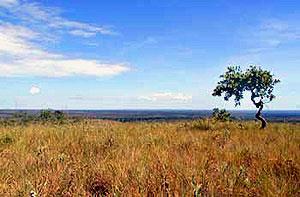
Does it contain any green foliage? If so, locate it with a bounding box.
[39,110,66,123]
[0,112,34,126]
[212,108,232,121]
[0,110,67,126]
[53,110,65,121]
[12,112,35,124]
[212,65,280,106]
[39,110,53,121]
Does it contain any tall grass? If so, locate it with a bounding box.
[0,120,299,196]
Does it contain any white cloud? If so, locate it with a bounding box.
[1,58,130,77]
[261,19,290,32]
[227,17,300,69]
[260,22,299,47]
[244,18,300,49]
[139,92,192,103]
[0,0,18,7]
[0,0,130,78]
[0,23,55,58]
[226,17,300,67]
[29,85,40,95]
[0,0,116,37]
[69,29,97,38]
[0,23,129,77]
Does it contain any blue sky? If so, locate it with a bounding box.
[0,0,299,109]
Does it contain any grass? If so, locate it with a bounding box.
[0,119,299,196]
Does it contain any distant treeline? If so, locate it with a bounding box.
[0,109,299,125]
[0,108,232,125]
[0,110,78,126]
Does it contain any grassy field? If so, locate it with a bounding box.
[0,119,299,196]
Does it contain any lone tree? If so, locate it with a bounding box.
[212,65,280,129]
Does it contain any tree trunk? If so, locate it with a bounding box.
[255,103,267,129]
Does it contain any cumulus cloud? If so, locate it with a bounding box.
[29,85,40,95]
[139,92,192,103]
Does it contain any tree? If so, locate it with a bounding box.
[212,65,280,129]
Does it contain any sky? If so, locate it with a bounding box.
[0,0,299,110]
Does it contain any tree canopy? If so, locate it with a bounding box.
[212,65,280,128]
[212,65,280,106]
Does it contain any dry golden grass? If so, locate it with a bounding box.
[0,119,299,196]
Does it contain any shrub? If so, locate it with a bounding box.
[212,108,232,122]
[39,110,53,121]
[53,110,66,123]
[38,110,66,123]
[12,112,35,125]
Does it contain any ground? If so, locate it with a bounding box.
[0,119,299,196]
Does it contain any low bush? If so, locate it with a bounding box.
[212,108,232,121]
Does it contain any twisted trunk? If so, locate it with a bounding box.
[255,103,267,129]
[251,94,267,129]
